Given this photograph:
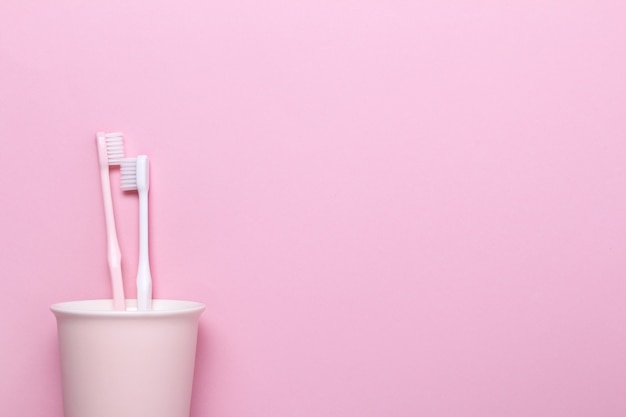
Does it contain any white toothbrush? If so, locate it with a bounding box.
[96,132,126,311]
[120,155,152,311]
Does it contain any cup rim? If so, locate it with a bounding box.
[50,299,206,318]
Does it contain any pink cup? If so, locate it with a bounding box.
[51,299,205,417]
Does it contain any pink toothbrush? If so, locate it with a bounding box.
[96,132,126,311]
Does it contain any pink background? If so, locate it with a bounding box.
[1,1,626,416]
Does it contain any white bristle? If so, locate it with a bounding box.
[105,133,125,165]
[120,158,138,191]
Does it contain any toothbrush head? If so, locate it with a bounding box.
[96,132,125,166]
[121,155,150,192]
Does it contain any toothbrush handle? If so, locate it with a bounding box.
[137,188,152,311]
[99,165,126,310]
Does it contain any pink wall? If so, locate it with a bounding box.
[2,1,626,416]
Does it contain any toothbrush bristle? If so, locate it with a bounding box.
[120,158,138,191]
[105,133,125,166]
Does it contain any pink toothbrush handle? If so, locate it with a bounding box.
[109,256,125,310]
[99,160,126,310]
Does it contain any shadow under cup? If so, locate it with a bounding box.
[50,299,205,417]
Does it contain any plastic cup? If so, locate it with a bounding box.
[50,299,205,417]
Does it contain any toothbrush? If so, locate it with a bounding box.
[121,155,152,311]
[96,132,126,311]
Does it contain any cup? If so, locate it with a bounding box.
[51,299,205,417]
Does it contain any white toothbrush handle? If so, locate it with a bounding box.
[137,185,152,311]
[99,163,126,311]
